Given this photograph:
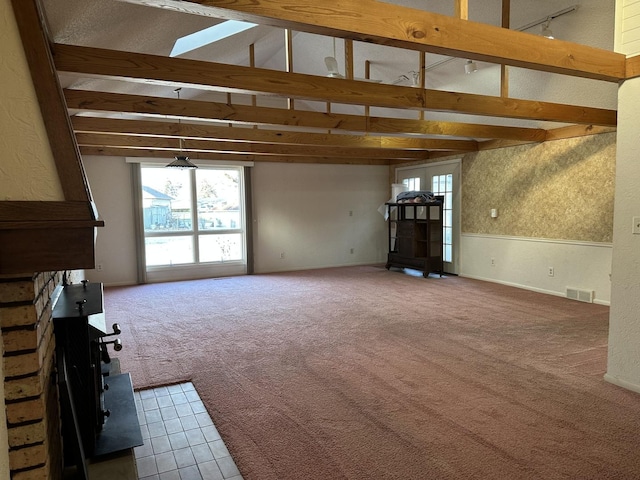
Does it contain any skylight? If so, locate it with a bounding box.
[170,20,258,57]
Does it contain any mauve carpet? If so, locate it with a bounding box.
[105,265,640,479]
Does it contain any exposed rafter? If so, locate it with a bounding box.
[66,90,548,142]
[74,132,473,158]
[118,0,626,81]
[71,118,478,153]
[54,44,617,126]
[48,2,621,164]
[78,146,394,165]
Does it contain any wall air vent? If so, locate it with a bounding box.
[566,288,594,303]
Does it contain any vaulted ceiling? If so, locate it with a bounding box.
[40,0,621,166]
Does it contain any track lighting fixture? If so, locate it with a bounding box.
[464,60,478,74]
[540,19,554,39]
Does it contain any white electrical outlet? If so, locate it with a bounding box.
[96,264,103,271]
[633,217,640,235]
[491,258,495,267]
[548,267,554,277]
[280,252,285,259]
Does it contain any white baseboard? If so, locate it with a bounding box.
[460,273,610,306]
[460,234,612,305]
[604,373,640,394]
[257,260,384,275]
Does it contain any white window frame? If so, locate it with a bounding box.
[130,158,251,283]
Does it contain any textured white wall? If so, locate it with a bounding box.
[83,159,391,284]
[0,0,61,476]
[606,75,640,391]
[0,0,62,201]
[461,234,612,305]
[82,156,139,286]
[252,163,389,273]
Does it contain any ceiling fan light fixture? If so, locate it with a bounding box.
[464,59,478,74]
[166,155,198,169]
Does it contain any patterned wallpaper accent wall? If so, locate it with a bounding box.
[461,133,616,243]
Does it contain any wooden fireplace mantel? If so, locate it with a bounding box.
[0,201,104,274]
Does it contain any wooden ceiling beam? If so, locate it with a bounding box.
[544,124,616,141]
[625,54,640,79]
[74,132,453,159]
[54,45,617,126]
[455,0,468,20]
[75,136,464,157]
[477,124,615,151]
[78,146,393,165]
[367,118,542,141]
[118,0,626,82]
[66,90,546,141]
[54,43,424,110]
[71,117,477,152]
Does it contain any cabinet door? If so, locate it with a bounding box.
[396,221,414,256]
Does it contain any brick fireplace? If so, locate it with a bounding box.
[0,271,80,480]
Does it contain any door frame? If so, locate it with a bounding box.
[395,159,462,275]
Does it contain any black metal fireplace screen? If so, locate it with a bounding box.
[52,279,142,479]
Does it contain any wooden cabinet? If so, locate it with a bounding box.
[385,198,444,277]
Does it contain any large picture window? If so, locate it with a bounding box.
[139,164,246,280]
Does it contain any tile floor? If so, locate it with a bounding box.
[134,382,243,480]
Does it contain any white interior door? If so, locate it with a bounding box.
[397,160,461,275]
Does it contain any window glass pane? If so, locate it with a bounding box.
[199,234,243,262]
[445,192,453,206]
[196,169,241,231]
[140,165,246,275]
[444,244,452,263]
[141,167,193,232]
[444,210,452,227]
[403,177,420,191]
[145,236,194,266]
[431,173,454,265]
